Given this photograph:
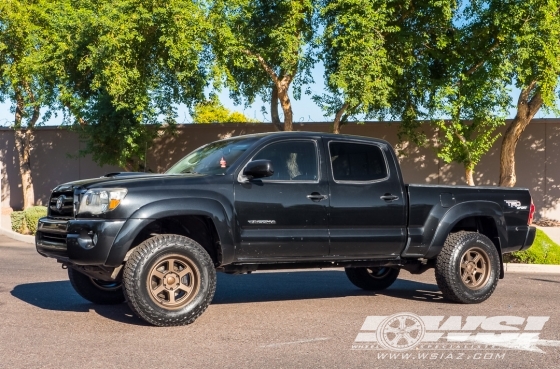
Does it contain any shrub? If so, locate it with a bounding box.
[504,229,560,264]
[9,206,48,235]
[10,211,26,234]
[24,206,48,235]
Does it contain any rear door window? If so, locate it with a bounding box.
[329,142,388,182]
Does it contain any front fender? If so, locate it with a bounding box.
[423,201,507,259]
[104,197,234,267]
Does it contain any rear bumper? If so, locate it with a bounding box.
[36,217,125,266]
[519,226,537,251]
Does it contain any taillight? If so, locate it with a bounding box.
[528,200,535,225]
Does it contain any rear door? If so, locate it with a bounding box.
[325,139,407,257]
[233,138,330,260]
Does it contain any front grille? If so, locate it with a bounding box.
[49,191,75,218]
[40,232,67,245]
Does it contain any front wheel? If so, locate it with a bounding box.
[68,268,125,305]
[122,234,216,327]
[345,267,400,291]
[435,231,500,303]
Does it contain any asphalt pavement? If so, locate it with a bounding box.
[1,235,559,369]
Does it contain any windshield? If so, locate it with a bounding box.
[166,136,260,175]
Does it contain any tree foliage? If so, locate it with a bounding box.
[210,0,318,131]
[492,0,560,186]
[315,0,397,133]
[192,96,257,123]
[369,0,512,185]
[46,0,213,169]
[0,0,59,208]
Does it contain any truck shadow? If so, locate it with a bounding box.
[10,281,147,326]
[212,271,444,304]
[11,271,444,324]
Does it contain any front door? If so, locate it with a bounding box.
[234,139,330,260]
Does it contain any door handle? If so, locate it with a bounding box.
[307,192,328,201]
[380,193,399,201]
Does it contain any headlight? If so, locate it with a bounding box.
[78,188,128,215]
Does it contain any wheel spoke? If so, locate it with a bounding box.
[473,254,482,264]
[178,282,193,295]
[388,333,404,345]
[178,265,193,278]
[168,290,176,303]
[402,332,416,345]
[384,326,402,334]
[151,270,165,280]
[152,284,166,295]
[398,316,408,330]
[405,322,421,333]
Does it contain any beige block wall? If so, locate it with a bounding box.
[1,119,559,220]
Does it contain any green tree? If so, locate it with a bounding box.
[193,96,256,123]
[0,0,58,208]
[378,1,512,186]
[494,0,560,187]
[210,0,318,131]
[315,0,396,133]
[48,0,212,170]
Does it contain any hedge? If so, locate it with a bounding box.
[10,206,48,235]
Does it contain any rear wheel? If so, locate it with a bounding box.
[345,267,400,291]
[122,234,216,327]
[435,231,500,303]
[68,268,125,305]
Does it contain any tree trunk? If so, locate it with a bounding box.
[14,129,35,209]
[333,103,349,134]
[465,165,475,186]
[277,84,293,132]
[270,85,283,131]
[13,89,39,210]
[499,83,543,187]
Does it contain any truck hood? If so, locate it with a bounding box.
[52,172,203,192]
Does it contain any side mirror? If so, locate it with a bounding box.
[243,159,274,179]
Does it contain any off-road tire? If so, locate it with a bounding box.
[122,234,216,327]
[435,231,500,303]
[345,267,400,291]
[68,267,125,305]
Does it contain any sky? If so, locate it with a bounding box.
[0,62,556,127]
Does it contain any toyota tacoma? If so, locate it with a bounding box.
[36,132,536,326]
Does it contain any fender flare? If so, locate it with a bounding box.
[104,197,234,267]
[424,200,507,259]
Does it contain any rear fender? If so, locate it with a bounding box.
[424,201,507,259]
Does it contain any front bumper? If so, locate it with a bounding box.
[36,217,125,266]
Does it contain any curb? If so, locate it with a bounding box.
[0,226,35,244]
[504,263,560,274]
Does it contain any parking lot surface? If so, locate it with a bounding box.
[1,236,559,369]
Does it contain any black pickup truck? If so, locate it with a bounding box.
[36,132,536,326]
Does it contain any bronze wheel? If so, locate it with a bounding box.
[459,247,490,290]
[435,231,500,304]
[147,254,200,310]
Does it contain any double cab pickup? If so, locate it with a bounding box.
[36,132,536,326]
